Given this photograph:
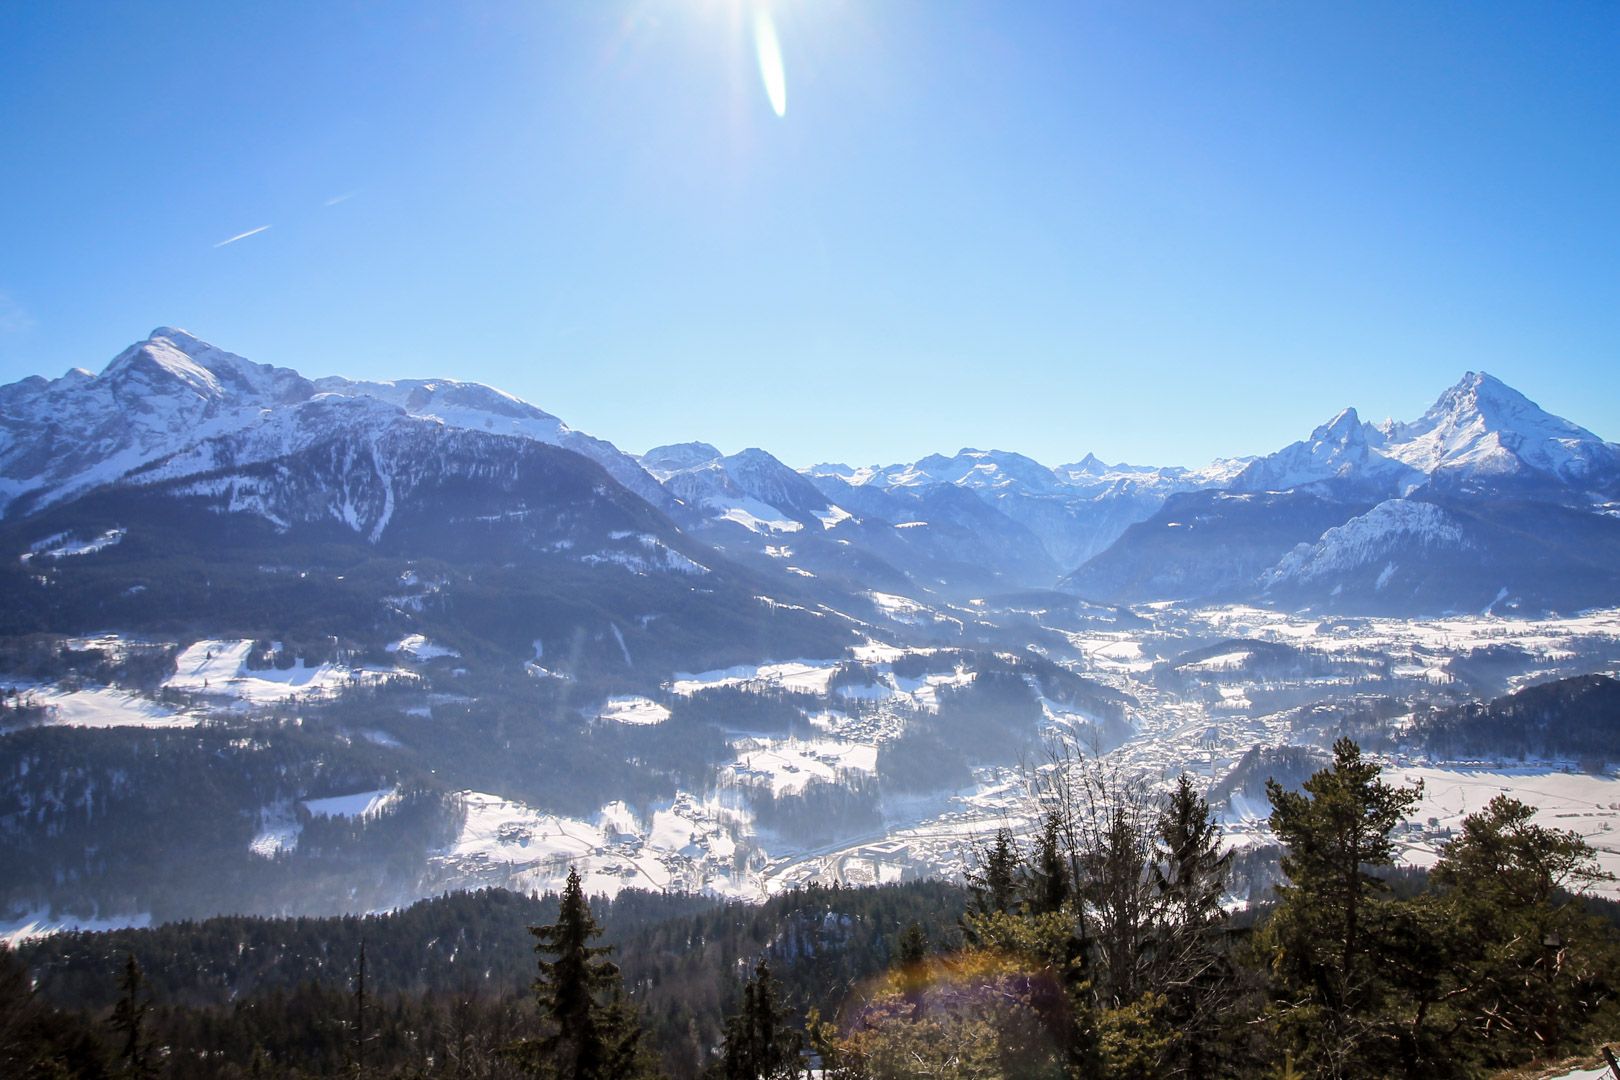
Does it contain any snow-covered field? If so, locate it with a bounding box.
[668,659,843,696]
[304,787,401,819]
[431,790,758,900]
[9,685,197,731]
[386,634,459,660]
[731,737,878,795]
[596,696,671,726]
[166,639,400,704]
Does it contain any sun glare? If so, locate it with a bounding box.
[752,6,787,117]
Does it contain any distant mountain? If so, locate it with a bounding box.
[0,327,668,519]
[0,330,850,674]
[805,449,1246,579]
[1063,372,1620,613]
[3,329,1616,619]
[1062,490,1371,605]
[1382,371,1620,497]
[648,444,1057,597]
[1230,407,1419,498]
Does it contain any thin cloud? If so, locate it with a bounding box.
[323,190,360,207]
[214,225,271,248]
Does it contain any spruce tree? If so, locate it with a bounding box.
[713,960,802,1080]
[350,939,372,1077]
[1153,773,1230,933]
[109,952,157,1079]
[1030,811,1071,916]
[967,827,1019,914]
[1150,773,1234,1080]
[508,867,651,1079]
[896,923,928,969]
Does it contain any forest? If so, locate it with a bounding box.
[5,739,1620,1079]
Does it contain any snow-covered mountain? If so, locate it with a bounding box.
[806,449,1245,573]
[1228,373,1620,502]
[3,328,1617,617]
[1062,373,1620,612]
[0,329,314,517]
[0,327,666,519]
[647,444,853,535]
[1230,408,1419,497]
[649,444,1057,596]
[1381,371,1620,495]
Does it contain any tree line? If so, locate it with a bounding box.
[6,738,1620,1077]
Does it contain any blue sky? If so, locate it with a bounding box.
[1,1,1616,468]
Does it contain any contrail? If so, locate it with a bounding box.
[214,225,270,248]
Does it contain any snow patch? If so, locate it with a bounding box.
[596,696,670,726]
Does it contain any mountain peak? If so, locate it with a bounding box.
[640,442,724,476]
[1313,407,1364,443]
[1383,370,1613,484]
[148,325,201,347]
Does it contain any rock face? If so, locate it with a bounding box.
[3,329,1617,616]
[1059,373,1620,613]
[0,327,666,520]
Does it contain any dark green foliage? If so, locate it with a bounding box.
[929,669,1042,763]
[1208,745,1329,817]
[1031,812,1071,917]
[746,778,881,847]
[964,827,1018,915]
[109,953,156,1079]
[1408,673,1620,763]
[507,868,649,1079]
[1150,775,1237,1080]
[15,881,967,1079]
[711,960,801,1080]
[667,687,819,738]
[873,728,972,794]
[0,722,458,921]
[1262,737,1423,1074]
[895,924,927,969]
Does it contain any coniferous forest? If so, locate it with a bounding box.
[6,740,1620,1079]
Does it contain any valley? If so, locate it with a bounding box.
[4,329,1620,938]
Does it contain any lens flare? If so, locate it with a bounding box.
[753,7,787,118]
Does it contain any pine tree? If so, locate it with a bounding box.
[712,960,802,1080]
[896,923,928,969]
[109,952,157,1079]
[1030,811,1070,916]
[1153,773,1230,933]
[1263,738,1422,1075]
[966,827,1019,914]
[1150,773,1235,1080]
[508,866,652,1079]
[350,939,373,1077]
[1431,794,1616,1058]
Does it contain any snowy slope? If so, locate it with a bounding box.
[1381,371,1620,491]
[0,327,666,520]
[1232,408,1419,496]
[312,375,667,506]
[657,446,855,536]
[1261,500,1471,589]
[0,328,312,516]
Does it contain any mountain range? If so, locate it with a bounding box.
[4,327,1620,627]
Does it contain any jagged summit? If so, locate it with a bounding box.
[0,326,665,518]
[1381,370,1615,485]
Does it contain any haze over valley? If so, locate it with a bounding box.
[5,326,1620,936]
